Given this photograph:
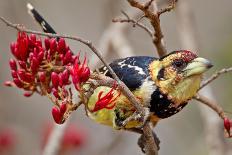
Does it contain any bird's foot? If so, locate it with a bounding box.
[116,107,150,129]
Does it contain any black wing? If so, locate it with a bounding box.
[99,56,156,91]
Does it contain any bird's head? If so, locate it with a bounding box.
[149,50,213,105]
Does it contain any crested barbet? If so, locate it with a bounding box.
[27,3,213,129]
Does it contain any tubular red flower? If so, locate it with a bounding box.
[91,84,120,112]
[70,55,90,90]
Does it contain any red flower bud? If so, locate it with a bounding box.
[38,51,44,63]
[44,38,50,51]
[24,73,34,83]
[33,47,38,57]
[79,67,90,83]
[57,38,66,54]
[4,81,13,87]
[17,69,27,82]
[13,78,23,88]
[18,61,27,70]
[17,32,29,61]
[30,34,36,42]
[51,72,60,89]
[63,50,72,65]
[11,70,18,78]
[10,42,16,56]
[23,92,33,97]
[52,88,60,99]
[52,107,62,124]
[39,72,46,83]
[61,69,70,85]
[31,57,39,74]
[49,38,57,54]
[9,59,17,71]
[60,103,67,115]
[224,117,231,136]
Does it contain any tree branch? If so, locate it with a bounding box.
[200,67,232,90]
[112,11,153,38]
[127,0,168,57]
[194,95,226,119]
[158,0,177,16]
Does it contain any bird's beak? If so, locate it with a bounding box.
[183,57,213,77]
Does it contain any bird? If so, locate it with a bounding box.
[27,3,213,129]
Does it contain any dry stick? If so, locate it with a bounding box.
[158,0,177,16]
[176,1,227,155]
[199,67,232,90]
[0,16,145,115]
[112,11,153,38]
[127,0,168,57]
[194,95,226,119]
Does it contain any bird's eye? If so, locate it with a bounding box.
[173,59,186,69]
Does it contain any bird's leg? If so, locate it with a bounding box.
[118,107,150,128]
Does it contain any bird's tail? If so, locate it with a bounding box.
[27,3,56,34]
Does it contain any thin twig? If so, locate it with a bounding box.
[158,0,177,16]
[127,0,168,57]
[112,11,153,37]
[194,95,226,119]
[200,67,232,90]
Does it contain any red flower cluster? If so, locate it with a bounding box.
[224,117,232,138]
[91,84,121,112]
[70,55,90,90]
[5,32,91,124]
